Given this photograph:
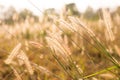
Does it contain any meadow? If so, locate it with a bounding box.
[0,4,120,80]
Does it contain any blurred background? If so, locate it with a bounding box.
[0,0,120,80]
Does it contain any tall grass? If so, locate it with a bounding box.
[0,5,120,80]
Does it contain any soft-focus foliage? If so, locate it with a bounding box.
[0,3,120,80]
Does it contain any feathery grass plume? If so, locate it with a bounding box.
[17,50,34,75]
[70,16,96,47]
[4,43,22,64]
[102,8,115,41]
[10,66,22,80]
[46,33,70,59]
[59,19,76,32]
[46,36,69,63]
[29,41,43,49]
[60,18,84,47]
[68,16,95,37]
[46,33,84,79]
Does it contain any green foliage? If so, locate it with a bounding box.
[3,6,16,25]
[18,9,38,22]
[65,3,80,16]
[83,6,99,21]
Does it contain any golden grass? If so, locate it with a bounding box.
[10,66,22,80]
[4,43,22,64]
[1,7,120,80]
[102,9,115,41]
[17,50,34,75]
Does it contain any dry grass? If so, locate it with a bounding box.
[4,43,22,65]
[0,7,120,80]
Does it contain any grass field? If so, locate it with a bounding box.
[0,6,120,80]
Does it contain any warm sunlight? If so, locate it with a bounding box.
[1,0,120,80]
[0,0,120,15]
